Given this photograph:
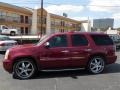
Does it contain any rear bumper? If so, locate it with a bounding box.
[106,55,117,64]
[3,59,12,73]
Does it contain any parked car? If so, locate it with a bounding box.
[0,25,19,36]
[108,34,120,49]
[3,32,117,79]
[0,35,17,51]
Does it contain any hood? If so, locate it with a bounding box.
[9,44,38,53]
[8,44,39,58]
[10,44,34,49]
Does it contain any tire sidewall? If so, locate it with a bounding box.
[10,32,15,36]
[87,56,105,74]
[13,59,37,79]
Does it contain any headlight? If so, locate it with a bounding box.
[4,50,10,60]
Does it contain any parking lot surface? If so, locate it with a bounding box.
[0,51,120,90]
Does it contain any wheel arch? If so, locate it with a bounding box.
[12,56,38,72]
[10,31,16,36]
[10,31,15,33]
[88,53,107,65]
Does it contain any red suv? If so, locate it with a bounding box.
[3,32,117,79]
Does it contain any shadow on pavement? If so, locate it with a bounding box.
[33,63,120,80]
[104,63,120,74]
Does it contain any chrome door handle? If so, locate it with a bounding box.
[61,50,69,53]
[84,49,92,52]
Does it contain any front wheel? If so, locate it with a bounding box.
[13,59,37,79]
[87,56,105,74]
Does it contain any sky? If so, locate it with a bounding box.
[0,0,120,28]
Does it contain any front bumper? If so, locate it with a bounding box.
[3,59,13,73]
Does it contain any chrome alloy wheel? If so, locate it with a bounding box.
[89,57,105,74]
[14,61,35,79]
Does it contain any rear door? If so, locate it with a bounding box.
[69,34,90,67]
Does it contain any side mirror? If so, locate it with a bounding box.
[44,42,50,48]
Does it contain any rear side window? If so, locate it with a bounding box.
[91,35,113,45]
[71,34,88,46]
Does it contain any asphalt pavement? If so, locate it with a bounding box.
[0,51,120,90]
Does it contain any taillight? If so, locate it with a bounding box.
[0,43,5,46]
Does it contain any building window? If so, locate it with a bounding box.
[25,27,29,35]
[0,11,6,21]
[41,27,46,35]
[59,29,64,32]
[55,20,60,26]
[12,13,20,23]
[25,16,28,23]
[51,20,55,25]
[20,27,24,34]
[38,16,40,23]
[60,21,65,26]
[44,17,46,24]
[20,15,24,23]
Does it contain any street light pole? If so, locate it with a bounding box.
[40,0,43,36]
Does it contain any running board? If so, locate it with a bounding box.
[41,68,85,72]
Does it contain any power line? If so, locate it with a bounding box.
[3,2,120,7]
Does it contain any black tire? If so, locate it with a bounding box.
[13,58,37,80]
[87,56,105,74]
[10,31,15,36]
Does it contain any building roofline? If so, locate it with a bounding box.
[0,2,32,14]
[49,13,88,23]
[49,13,81,23]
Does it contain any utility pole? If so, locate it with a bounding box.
[40,0,43,37]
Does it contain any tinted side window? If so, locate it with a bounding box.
[48,35,67,47]
[71,34,88,46]
[91,35,113,45]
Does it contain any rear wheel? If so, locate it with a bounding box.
[13,59,37,79]
[10,31,15,36]
[87,56,105,74]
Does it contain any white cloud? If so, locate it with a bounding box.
[72,17,88,21]
[45,5,84,14]
[112,13,120,19]
[72,16,94,21]
[88,0,120,12]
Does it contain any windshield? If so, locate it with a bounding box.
[36,35,49,46]
[2,26,8,29]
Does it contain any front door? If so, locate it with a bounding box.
[39,34,71,69]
